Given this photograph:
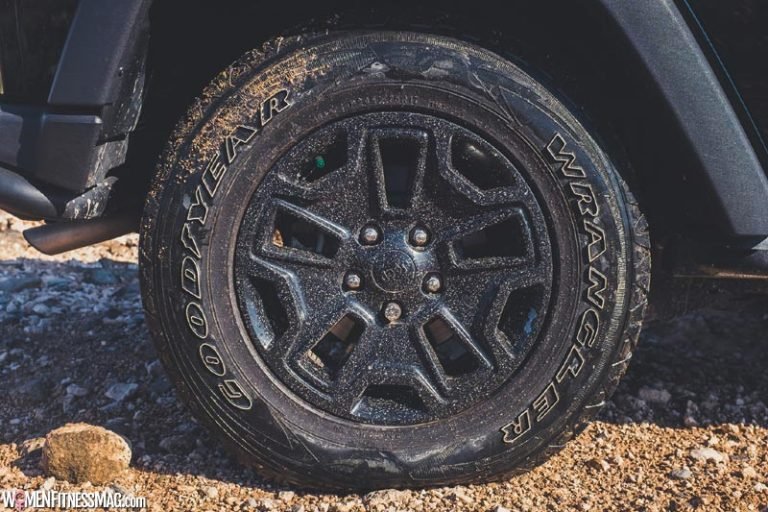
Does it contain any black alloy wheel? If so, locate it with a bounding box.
[140,32,650,490]
[234,112,553,425]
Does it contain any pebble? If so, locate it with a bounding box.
[586,458,611,472]
[17,377,51,404]
[19,437,46,457]
[364,489,410,507]
[638,386,672,405]
[85,268,119,285]
[740,465,758,479]
[204,486,219,499]
[331,502,358,512]
[158,435,195,453]
[145,359,163,378]
[669,468,693,480]
[689,447,727,463]
[0,276,41,292]
[259,498,276,510]
[31,303,50,315]
[66,383,88,397]
[105,382,139,402]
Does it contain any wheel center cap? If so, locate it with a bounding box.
[371,250,417,293]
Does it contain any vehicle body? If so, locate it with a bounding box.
[0,0,766,489]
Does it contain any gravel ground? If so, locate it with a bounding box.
[0,212,766,512]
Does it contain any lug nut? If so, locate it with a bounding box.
[344,272,362,290]
[383,302,403,323]
[424,274,442,293]
[360,225,380,245]
[410,227,430,247]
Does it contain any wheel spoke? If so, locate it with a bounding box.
[333,325,448,415]
[480,271,552,364]
[439,207,538,272]
[255,198,351,269]
[327,327,381,408]
[434,131,533,207]
[413,306,492,388]
[280,295,356,364]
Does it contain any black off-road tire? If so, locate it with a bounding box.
[140,32,650,490]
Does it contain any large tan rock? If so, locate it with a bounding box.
[41,423,131,484]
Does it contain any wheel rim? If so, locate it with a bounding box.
[235,112,554,425]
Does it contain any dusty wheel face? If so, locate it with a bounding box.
[234,112,553,424]
[141,32,650,490]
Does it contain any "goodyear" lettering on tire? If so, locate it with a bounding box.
[177,89,292,412]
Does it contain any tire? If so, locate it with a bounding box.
[139,31,650,490]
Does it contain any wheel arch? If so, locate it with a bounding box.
[130,0,768,243]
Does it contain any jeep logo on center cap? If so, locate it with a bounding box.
[371,250,417,293]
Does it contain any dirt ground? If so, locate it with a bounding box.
[0,213,766,512]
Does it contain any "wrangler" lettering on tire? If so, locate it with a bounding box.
[501,132,609,444]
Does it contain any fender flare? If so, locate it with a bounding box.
[599,0,768,239]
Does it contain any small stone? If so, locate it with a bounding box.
[586,458,611,472]
[204,486,219,499]
[492,506,512,512]
[42,477,56,490]
[740,466,758,479]
[278,491,296,502]
[638,386,672,405]
[258,498,276,510]
[104,383,139,402]
[669,468,692,480]
[17,377,51,404]
[85,268,118,285]
[0,276,41,293]
[66,384,88,397]
[158,435,194,453]
[683,415,699,427]
[245,497,259,508]
[364,489,410,507]
[754,483,767,492]
[32,303,50,315]
[290,506,305,512]
[145,360,163,378]
[689,447,726,463]
[331,503,356,512]
[41,423,131,485]
[20,437,46,457]
[450,488,473,505]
